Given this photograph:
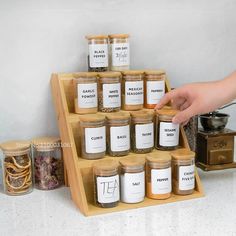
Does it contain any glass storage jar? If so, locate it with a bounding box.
[0,141,33,196]
[146,152,172,200]
[121,70,144,111]
[144,70,166,109]
[120,157,145,203]
[32,137,64,190]
[131,111,154,153]
[106,112,130,157]
[109,34,130,71]
[156,109,180,150]
[98,72,121,112]
[73,72,98,114]
[93,160,120,208]
[80,114,106,159]
[171,148,195,195]
[86,35,109,72]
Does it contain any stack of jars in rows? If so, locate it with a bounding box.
[0,137,64,196]
[93,149,196,208]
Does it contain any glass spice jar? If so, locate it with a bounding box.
[86,35,109,72]
[109,34,130,71]
[156,109,180,150]
[171,149,195,195]
[98,72,121,112]
[144,70,166,109]
[80,114,106,160]
[73,72,98,114]
[131,111,154,153]
[106,112,130,157]
[146,152,172,200]
[0,141,33,196]
[32,137,64,190]
[93,160,120,208]
[121,70,144,111]
[120,157,145,203]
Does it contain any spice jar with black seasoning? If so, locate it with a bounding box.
[98,72,121,112]
[131,111,154,153]
[73,72,98,114]
[109,34,130,71]
[121,70,144,111]
[156,109,180,150]
[93,160,120,208]
[171,149,195,195]
[146,152,172,200]
[80,114,106,160]
[0,141,33,196]
[86,35,109,72]
[106,112,130,157]
[120,157,145,203]
[32,137,64,190]
[144,70,166,109]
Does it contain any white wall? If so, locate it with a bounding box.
[0,0,236,143]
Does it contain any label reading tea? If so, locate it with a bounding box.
[151,168,171,194]
[146,80,165,104]
[77,83,97,108]
[179,165,195,191]
[159,122,179,147]
[85,126,106,153]
[103,83,121,108]
[125,81,144,105]
[135,123,154,149]
[110,125,130,152]
[89,44,108,68]
[97,175,120,204]
[111,43,130,66]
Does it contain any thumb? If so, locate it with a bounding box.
[172,106,196,124]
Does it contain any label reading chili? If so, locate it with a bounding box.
[125,81,144,105]
[159,122,179,147]
[89,44,108,68]
[111,43,130,66]
[135,123,154,149]
[77,83,97,108]
[103,83,121,108]
[179,165,195,191]
[146,80,165,104]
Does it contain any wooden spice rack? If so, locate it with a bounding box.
[51,72,204,216]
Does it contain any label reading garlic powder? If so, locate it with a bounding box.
[179,165,195,191]
[103,83,121,108]
[146,80,165,104]
[89,44,108,68]
[159,122,179,147]
[135,123,154,149]
[125,81,144,105]
[112,43,130,66]
[78,83,97,108]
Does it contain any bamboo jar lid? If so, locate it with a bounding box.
[121,70,144,76]
[98,72,121,78]
[156,109,179,121]
[80,114,105,123]
[146,152,171,163]
[32,137,60,152]
[131,110,154,119]
[170,148,195,160]
[73,72,97,78]
[93,160,119,176]
[86,35,108,40]
[106,112,130,121]
[120,156,145,167]
[108,34,129,39]
[145,70,166,76]
[0,140,31,156]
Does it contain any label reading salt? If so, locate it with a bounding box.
[85,126,106,153]
[159,122,179,147]
[179,165,195,191]
[89,44,108,68]
[151,168,171,194]
[146,80,165,104]
[135,123,154,149]
[77,83,97,108]
[111,43,130,66]
[110,125,130,152]
[103,83,121,108]
[97,175,120,204]
[125,81,144,105]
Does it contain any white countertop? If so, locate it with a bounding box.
[1,168,236,236]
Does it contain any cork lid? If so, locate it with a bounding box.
[156,109,179,121]
[146,152,171,163]
[98,72,121,78]
[108,34,129,39]
[0,140,31,155]
[93,160,119,171]
[32,137,60,152]
[106,111,130,121]
[85,35,108,40]
[73,72,97,78]
[80,114,105,123]
[120,157,145,167]
[121,70,144,76]
[170,148,195,160]
[131,110,154,119]
[145,70,166,75]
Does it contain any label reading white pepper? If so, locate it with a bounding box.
[146,80,165,104]
[112,43,130,66]
[159,122,179,147]
[103,83,121,108]
[89,44,108,68]
[135,123,154,149]
[179,165,195,191]
[77,83,97,108]
[125,81,144,105]
[85,126,106,153]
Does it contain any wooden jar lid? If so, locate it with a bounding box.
[121,70,144,76]
[145,70,166,75]
[170,148,195,160]
[0,140,31,155]
[131,110,154,119]
[32,137,60,152]
[93,160,119,172]
[106,111,130,121]
[120,157,145,167]
[80,114,105,123]
[85,35,108,40]
[146,152,171,163]
[156,109,179,121]
[108,34,129,39]
[98,72,121,78]
[73,72,97,78]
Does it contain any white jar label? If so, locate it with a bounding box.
[110,125,130,152]
[125,81,144,105]
[146,80,165,104]
[103,83,121,108]
[111,43,130,66]
[85,126,106,153]
[77,83,97,108]
[120,172,145,202]
[97,175,120,204]
[179,165,195,191]
[135,123,154,149]
[159,122,179,147]
[89,44,108,68]
[151,168,171,194]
